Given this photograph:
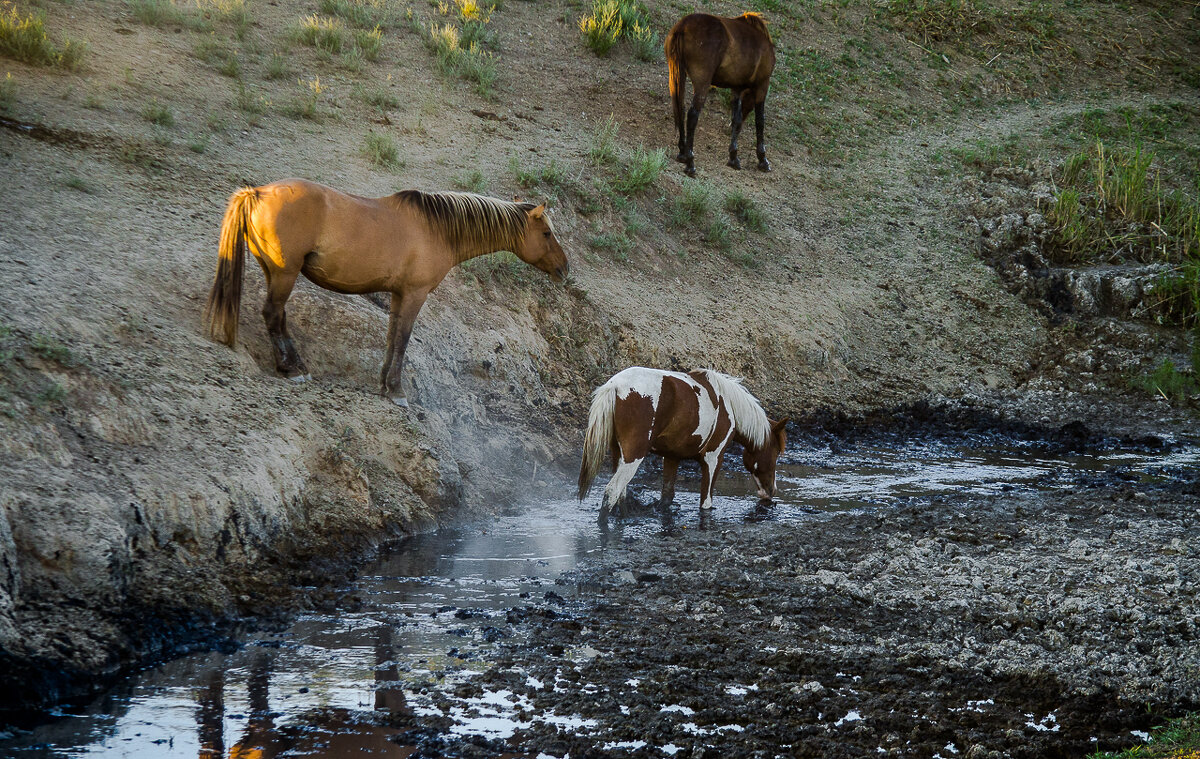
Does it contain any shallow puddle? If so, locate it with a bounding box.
[3,436,1197,757]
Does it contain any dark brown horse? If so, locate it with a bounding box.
[665,12,776,177]
[578,367,787,523]
[205,180,569,406]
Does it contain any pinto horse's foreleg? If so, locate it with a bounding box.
[262,270,309,381]
[727,90,751,170]
[659,457,679,511]
[381,288,429,407]
[698,448,725,512]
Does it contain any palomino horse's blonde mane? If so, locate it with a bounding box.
[392,190,553,260]
[694,369,770,449]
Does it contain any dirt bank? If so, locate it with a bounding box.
[420,462,1200,758]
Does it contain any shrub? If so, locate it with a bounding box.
[362,131,402,169]
[0,5,86,69]
[611,146,665,194]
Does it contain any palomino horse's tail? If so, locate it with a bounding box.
[665,25,687,137]
[205,187,259,346]
[578,380,618,500]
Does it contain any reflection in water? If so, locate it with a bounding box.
[3,439,1197,757]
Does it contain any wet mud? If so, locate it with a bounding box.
[416,456,1199,757]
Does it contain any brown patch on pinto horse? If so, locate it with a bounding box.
[577,367,785,523]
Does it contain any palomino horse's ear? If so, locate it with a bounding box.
[530,204,545,219]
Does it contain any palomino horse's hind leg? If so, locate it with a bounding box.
[754,98,771,173]
[381,289,430,407]
[262,270,310,381]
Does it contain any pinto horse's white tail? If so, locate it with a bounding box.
[578,381,617,500]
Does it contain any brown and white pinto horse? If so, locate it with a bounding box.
[578,367,787,522]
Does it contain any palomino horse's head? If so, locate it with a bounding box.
[517,204,569,283]
[743,418,788,500]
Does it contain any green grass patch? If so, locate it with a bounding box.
[611,146,665,195]
[264,52,289,80]
[0,5,86,69]
[320,0,404,29]
[362,131,402,170]
[589,114,619,166]
[668,179,715,228]
[725,190,767,233]
[1088,713,1200,758]
[453,169,487,192]
[881,0,994,45]
[354,83,397,111]
[512,157,569,191]
[128,0,195,28]
[141,99,174,127]
[283,76,326,120]
[426,21,497,96]
[1129,358,1198,404]
[30,333,72,365]
[294,14,347,54]
[579,0,653,58]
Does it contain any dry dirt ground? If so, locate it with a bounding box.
[0,0,1196,723]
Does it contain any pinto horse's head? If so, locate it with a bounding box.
[743,418,788,501]
[517,203,569,283]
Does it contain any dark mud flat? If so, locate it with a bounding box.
[437,473,1200,759]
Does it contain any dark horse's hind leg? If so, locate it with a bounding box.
[381,289,429,407]
[262,270,309,381]
[754,99,771,173]
[683,85,711,177]
[727,90,753,170]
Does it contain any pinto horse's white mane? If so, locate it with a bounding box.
[694,369,770,449]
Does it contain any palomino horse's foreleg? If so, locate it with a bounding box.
[262,270,309,381]
[381,289,429,407]
[601,456,643,523]
[754,98,771,173]
[659,457,679,510]
[727,90,751,170]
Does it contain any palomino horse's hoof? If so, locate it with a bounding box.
[288,373,312,383]
[389,396,410,408]
[727,158,742,170]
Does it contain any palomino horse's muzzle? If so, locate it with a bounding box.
[552,261,570,283]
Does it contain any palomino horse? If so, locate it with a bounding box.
[205,180,569,406]
[665,12,776,177]
[578,367,787,522]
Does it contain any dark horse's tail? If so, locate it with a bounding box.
[665,24,687,142]
[205,187,259,346]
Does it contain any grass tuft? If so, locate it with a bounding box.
[0,5,86,69]
[611,146,665,195]
[141,100,174,127]
[725,190,767,233]
[589,114,619,166]
[362,131,403,170]
[579,0,653,58]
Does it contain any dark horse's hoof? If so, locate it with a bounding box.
[684,166,697,177]
[757,159,772,173]
[675,153,689,165]
[727,157,742,170]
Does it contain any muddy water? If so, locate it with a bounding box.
[3,437,1198,757]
